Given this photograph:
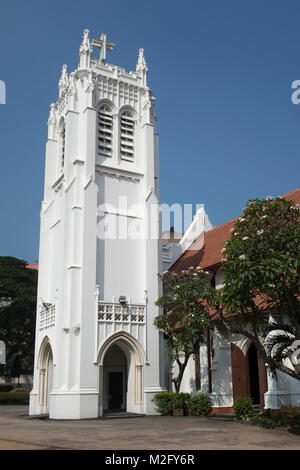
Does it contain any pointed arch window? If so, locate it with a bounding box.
[98,104,113,157]
[120,110,134,161]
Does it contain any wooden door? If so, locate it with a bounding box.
[231,343,249,399]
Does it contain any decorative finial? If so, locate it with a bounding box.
[47,103,57,139]
[59,64,68,97]
[79,29,92,69]
[136,48,148,86]
[47,103,56,127]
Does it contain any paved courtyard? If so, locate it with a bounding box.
[0,406,299,450]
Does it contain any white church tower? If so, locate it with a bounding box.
[29,30,165,419]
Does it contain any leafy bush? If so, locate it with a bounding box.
[233,397,253,419]
[248,415,277,428]
[152,392,176,415]
[280,405,300,429]
[188,393,213,416]
[173,393,190,410]
[0,391,29,405]
[247,406,300,429]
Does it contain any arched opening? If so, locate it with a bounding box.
[103,344,127,411]
[231,342,268,406]
[37,337,54,412]
[247,343,260,404]
[98,103,113,157]
[246,343,268,406]
[98,332,146,416]
[120,109,135,161]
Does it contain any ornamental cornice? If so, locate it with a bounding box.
[90,60,145,88]
[95,163,143,182]
[96,169,140,183]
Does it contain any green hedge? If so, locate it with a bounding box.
[152,392,213,416]
[0,391,29,405]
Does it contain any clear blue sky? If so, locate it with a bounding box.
[1,0,300,263]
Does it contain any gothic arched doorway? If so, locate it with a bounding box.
[103,344,127,411]
[37,336,54,413]
[97,331,146,416]
[231,343,268,406]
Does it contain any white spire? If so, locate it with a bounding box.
[136,48,148,86]
[79,29,92,69]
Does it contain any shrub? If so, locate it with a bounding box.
[0,391,29,405]
[280,405,300,429]
[152,392,176,415]
[247,406,300,429]
[173,393,190,410]
[189,393,213,416]
[233,396,253,419]
[248,415,277,428]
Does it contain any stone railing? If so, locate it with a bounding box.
[39,304,55,330]
[98,301,146,324]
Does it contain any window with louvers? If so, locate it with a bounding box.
[98,105,113,157]
[120,111,134,161]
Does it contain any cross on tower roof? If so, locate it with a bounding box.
[92,33,115,64]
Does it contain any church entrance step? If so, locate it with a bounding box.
[26,414,49,420]
[102,411,145,420]
[252,405,263,415]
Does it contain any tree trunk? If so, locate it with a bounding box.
[172,352,190,392]
[193,340,201,391]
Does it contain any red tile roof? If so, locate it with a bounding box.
[171,188,300,273]
[26,264,38,270]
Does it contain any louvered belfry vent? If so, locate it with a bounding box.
[98,104,113,157]
[120,110,134,160]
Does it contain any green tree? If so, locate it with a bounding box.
[0,257,38,379]
[155,268,211,392]
[212,195,300,380]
